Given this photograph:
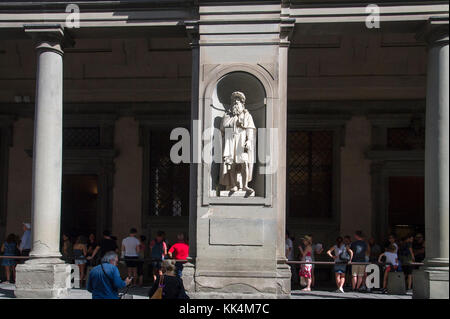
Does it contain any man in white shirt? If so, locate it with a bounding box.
[121,228,141,285]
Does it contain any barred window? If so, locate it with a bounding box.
[149,131,189,217]
[387,127,425,150]
[63,127,100,148]
[287,131,333,218]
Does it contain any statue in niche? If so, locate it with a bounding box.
[219,91,256,196]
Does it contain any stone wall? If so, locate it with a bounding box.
[0,33,426,105]
[111,117,142,240]
[0,33,426,245]
[340,116,372,237]
[288,33,426,100]
[5,118,33,236]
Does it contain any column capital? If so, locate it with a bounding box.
[23,24,74,55]
[184,20,199,48]
[280,17,295,48]
[416,16,449,47]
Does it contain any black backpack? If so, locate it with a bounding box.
[339,248,351,262]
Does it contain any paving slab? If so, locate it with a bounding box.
[0,282,412,299]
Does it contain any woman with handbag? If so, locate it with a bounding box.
[1,234,19,283]
[148,260,189,299]
[327,236,353,293]
[298,235,313,292]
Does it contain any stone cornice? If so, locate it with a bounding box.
[25,148,118,159]
[290,2,449,34]
[287,113,351,128]
[367,113,425,127]
[1,1,446,34]
[63,113,118,127]
[184,20,199,48]
[0,0,196,10]
[135,114,190,129]
[366,149,425,161]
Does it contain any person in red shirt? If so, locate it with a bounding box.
[168,233,189,278]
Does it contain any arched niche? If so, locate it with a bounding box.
[209,71,266,197]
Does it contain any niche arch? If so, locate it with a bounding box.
[201,64,276,206]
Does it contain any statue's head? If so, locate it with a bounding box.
[231,91,246,115]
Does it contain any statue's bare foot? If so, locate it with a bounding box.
[228,186,238,196]
[243,186,254,197]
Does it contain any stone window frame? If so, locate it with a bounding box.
[286,113,350,231]
[366,113,425,242]
[137,113,190,238]
[287,130,334,219]
[0,115,14,241]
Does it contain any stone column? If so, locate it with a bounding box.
[275,14,295,296]
[15,25,72,299]
[413,17,449,299]
[182,20,199,293]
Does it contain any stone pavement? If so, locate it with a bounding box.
[291,289,412,299]
[0,282,411,299]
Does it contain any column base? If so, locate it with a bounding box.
[413,263,449,299]
[181,262,291,299]
[187,292,283,299]
[15,258,72,299]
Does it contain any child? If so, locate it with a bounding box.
[378,244,399,293]
[298,235,313,291]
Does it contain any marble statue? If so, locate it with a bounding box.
[219,91,256,195]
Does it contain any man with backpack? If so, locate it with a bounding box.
[350,231,370,292]
[149,231,168,281]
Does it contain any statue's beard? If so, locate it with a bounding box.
[232,104,244,115]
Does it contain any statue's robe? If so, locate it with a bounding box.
[219,109,256,189]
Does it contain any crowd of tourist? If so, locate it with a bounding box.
[0,222,32,283]
[58,228,189,289]
[287,230,426,294]
[83,228,189,299]
[0,223,189,296]
[0,222,426,299]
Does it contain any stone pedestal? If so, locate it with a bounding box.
[413,17,449,299]
[218,190,255,197]
[183,4,293,299]
[413,268,449,299]
[15,259,72,299]
[15,25,72,298]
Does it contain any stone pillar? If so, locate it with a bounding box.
[182,21,200,292]
[275,13,295,296]
[413,17,449,299]
[15,25,72,299]
[182,3,293,299]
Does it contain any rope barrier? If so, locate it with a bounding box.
[0,256,424,267]
[286,260,424,266]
